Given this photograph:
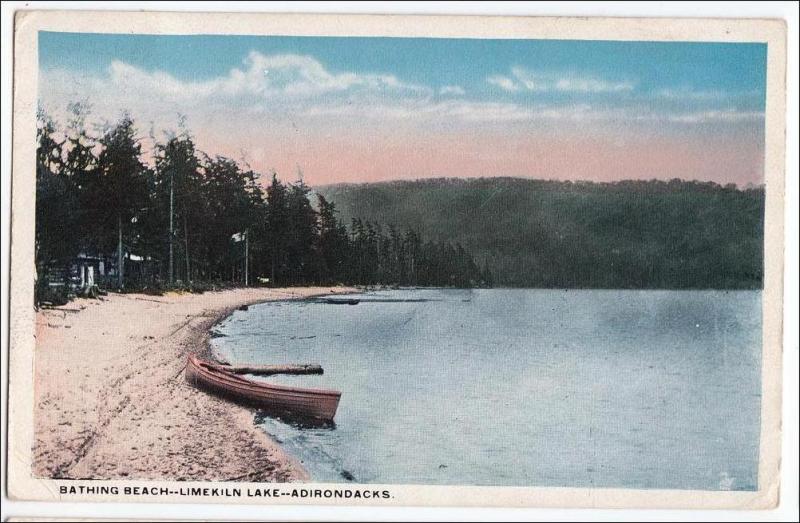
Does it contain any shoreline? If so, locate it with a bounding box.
[33,286,356,482]
[199,290,357,363]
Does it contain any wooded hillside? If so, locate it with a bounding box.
[318,177,764,289]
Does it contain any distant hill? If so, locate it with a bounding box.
[316,177,764,289]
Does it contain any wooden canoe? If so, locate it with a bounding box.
[185,354,341,422]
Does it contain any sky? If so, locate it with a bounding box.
[38,32,767,187]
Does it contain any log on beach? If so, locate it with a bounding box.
[215,363,324,376]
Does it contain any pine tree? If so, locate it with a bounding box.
[35,109,78,297]
[286,180,319,284]
[317,194,349,284]
[95,114,150,287]
[265,173,290,285]
[152,131,203,282]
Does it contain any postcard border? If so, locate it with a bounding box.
[8,10,787,509]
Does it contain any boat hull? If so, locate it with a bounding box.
[186,354,341,422]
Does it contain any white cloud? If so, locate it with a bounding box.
[653,88,762,103]
[307,100,586,123]
[664,109,764,124]
[38,51,433,145]
[303,99,534,122]
[554,77,634,93]
[102,51,425,101]
[439,85,465,96]
[302,98,764,127]
[509,67,545,91]
[488,67,635,93]
[654,87,726,100]
[486,75,519,92]
[38,52,764,149]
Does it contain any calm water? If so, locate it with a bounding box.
[211,289,762,490]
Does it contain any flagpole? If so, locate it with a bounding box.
[244,229,249,286]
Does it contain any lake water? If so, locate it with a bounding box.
[211,289,762,490]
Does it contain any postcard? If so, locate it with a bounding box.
[7,10,787,510]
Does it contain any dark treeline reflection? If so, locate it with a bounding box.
[35,108,489,301]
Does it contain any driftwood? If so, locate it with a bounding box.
[214,363,324,376]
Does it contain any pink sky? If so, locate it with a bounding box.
[203,125,765,188]
[39,49,766,189]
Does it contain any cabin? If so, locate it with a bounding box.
[38,254,117,298]
[38,251,160,302]
[73,254,117,290]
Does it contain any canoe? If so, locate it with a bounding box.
[324,298,360,305]
[185,354,341,422]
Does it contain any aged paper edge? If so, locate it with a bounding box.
[7,10,787,509]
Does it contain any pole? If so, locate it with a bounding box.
[244,229,249,286]
[117,213,124,289]
[184,214,191,282]
[169,168,174,285]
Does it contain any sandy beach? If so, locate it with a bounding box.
[33,287,355,482]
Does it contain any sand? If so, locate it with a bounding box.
[32,287,355,482]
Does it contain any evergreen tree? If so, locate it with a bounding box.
[95,114,150,287]
[35,109,78,280]
[60,102,101,255]
[285,179,319,284]
[34,108,489,297]
[317,194,349,284]
[151,129,204,282]
[265,173,290,285]
[198,155,262,281]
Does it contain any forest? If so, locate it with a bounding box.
[35,107,488,303]
[320,177,765,289]
[36,104,764,300]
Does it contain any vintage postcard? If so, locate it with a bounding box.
[7,10,787,510]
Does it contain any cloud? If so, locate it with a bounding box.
[102,51,425,101]
[39,51,427,126]
[302,98,763,126]
[493,68,754,106]
[654,87,727,100]
[652,88,763,105]
[487,75,519,92]
[36,51,766,187]
[554,77,635,93]
[38,51,436,146]
[439,85,465,96]
[38,51,764,155]
[303,99,542,122]
[508,67,542,91]
[664,109,764,124]
[488,67,635,93]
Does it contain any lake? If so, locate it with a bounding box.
[210,289,762,490]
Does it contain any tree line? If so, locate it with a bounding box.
[320,177,765,289]
[35,106,489,301]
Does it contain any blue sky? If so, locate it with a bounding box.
[40,32,767,107]
[38,32,768,185]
